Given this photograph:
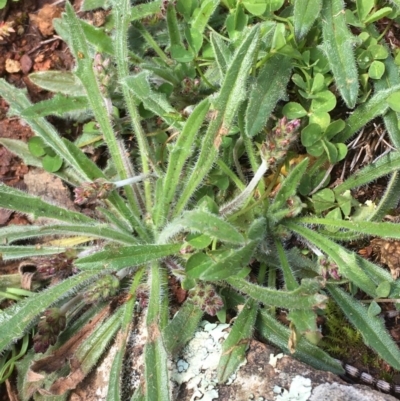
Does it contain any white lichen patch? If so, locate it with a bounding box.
[170,321,230,401]
[273,375,312,401]
[269,353,284,369]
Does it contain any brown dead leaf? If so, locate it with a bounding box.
[148,321,161,342]
[288,325,297,354]
[24,169,76,211]
[370,238,400,279]
[26,370,45,382]
[31,305,110,375]
[213,125,229,149]
[5,379,19,401]
[48,358,85,395]
[29,4,62,37]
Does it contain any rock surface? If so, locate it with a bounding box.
[68,319,398,401]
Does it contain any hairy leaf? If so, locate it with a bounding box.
[257,309,344,374]
[321,0,358,107]
[163,300,203,355]
[0,271,102,352]
[76,244,182,270]
[217,298,257,382]
[174,26,260,215]
[0,183,93,225]
[294,0,322,40]
[285,222,378,296]
[245,54,292,137]
[328,285,400,370]
[158,209,245,245]
[226,277,327,309]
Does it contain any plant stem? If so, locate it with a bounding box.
[133,21,171,65]
[114,173,156,188]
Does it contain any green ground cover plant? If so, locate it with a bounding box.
[2,0,400,399]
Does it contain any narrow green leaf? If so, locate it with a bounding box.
[336,85,400,142]
[364,172,400,222]
[328,285,400,370]
[210,33,232,78]
[285,222,378,296]
[288,309,321,345]
[274,238,299,290]
[75,306,123,374]
[79,19,114,55]
[189,241,257,281]
[141,62,180,86]
[297,216,400,240]
[257,309,344,374]
[21,94,89,118]
[294,0,322,40]
[81,0,109,11]
[248,217,267,241]
[191,0,219,33]
[270,158,309,212]
[106,332,125,401]
[0,79,88,181]
[245,54,292,137]
[62,138,105,181]
[113,0,162,227]
[174,26,260,215]
[155,99,210,224]
[333,151,400,192]
[145,263,170,401]
[166,2,182,48]
[321,0,358,107]
[0,223,136,245]
[226,277,327,310]
[62,3,131,192]
[364,7,392,25]
[383,110,400,149]
[158,210,245,245]
[0,245,72,260]
[0,183,94,225]
[122,72,181,129]
[131,1,162,21]
[0,271,101,352]
[217,298,257,383]
[28,71,85,96]
[376,281,391,298]
[76,244,182,270]
[163,300,203,355]
[144,338,170,401]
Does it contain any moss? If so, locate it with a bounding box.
[320,301,386,376]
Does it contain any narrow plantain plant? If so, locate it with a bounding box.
[2,0,400,400]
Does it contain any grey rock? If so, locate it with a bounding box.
[310,382,397,401]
